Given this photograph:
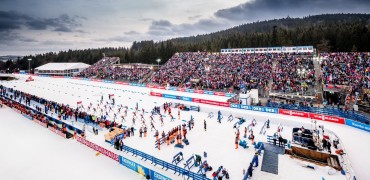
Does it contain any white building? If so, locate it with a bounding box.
[34,63,90,76]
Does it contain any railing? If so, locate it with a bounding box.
[122,145,208,180]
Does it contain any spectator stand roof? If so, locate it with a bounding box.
[35,63,90,71]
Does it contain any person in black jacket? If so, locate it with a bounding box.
[247,163,253,178]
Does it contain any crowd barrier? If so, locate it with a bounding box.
[121,145,208,180]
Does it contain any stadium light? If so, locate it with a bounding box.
[27,58,32,73]
[156,58,161,66]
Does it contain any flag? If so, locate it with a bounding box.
[77,101,82,104]
[109,94,114,97]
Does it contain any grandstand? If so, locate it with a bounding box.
[78,57,154,82]
[68,48,370,115]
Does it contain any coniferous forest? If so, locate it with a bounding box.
[1,14,370,71]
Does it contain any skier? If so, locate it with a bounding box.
[204,119,207,131]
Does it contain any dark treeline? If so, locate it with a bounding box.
[1,13,370,72]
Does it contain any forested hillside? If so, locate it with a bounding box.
[2,13,370,71]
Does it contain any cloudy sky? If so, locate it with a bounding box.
[0,0,369,56]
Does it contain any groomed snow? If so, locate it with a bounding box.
[0,107,141,180]
[1,74,369,180]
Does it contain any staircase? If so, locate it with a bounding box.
[313,57,323,103]
[140,71,154,83]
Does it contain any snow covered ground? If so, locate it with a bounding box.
[0,107,142,180]
[1,74,369,180]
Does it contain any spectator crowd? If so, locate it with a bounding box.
[78,57,151,82]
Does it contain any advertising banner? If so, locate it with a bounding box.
[115,81,127,85]
[322,115,345,124]
[168,87,178,91]
[76,136,119,162]
[156,86,166,90]
[279,109,309,118]
[119,156,171,180]
[204,91,214,95]
[150,92,163,97]
[179,96,192,102]
[263,107,278,114]
[345,119,370,132]
[214,92,225,96]
[162,94,179,99]
[240,105,252,110]
[185,89,195,93]
[230,103,240,109]
[178,88,186,92]
[225,93,235,97]
[194,90,204,94]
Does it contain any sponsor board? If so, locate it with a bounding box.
[230,103,240,109]
[198,99,230,107]
[204,91,214,95]
[179,96,192,102]
[92,79,103,82]
[225,93,235,97]
[345,119,370,132]
[162,94,179,99]
[115,81,128,85]
[309,113,324,121]
[240,105,252,110]
[167,87,178,91]
[278,109,309,118]
[104,80,114,84]
[147,84,156,88]
[178,88,186,92]
[119,156,171,180]
[185,89,194,93]
[322,115,345,124]
[76,136,119,162]
[194,90,204,94]
[150,92,163,97]
[214,92,225,96]
[263,107,278,114]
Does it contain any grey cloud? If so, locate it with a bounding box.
[147,18,232,37]
[215,0,370,22]
[0,31,37,44]
[0,11,83,32]
[188,15,202,20]
[124,31,141,35]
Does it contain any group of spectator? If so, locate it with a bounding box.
[150,52,273,91]
[271,54,316,94]
[78,57,151,82]
[321,52,370,95]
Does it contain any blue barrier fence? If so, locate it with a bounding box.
[121,145,208,180]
